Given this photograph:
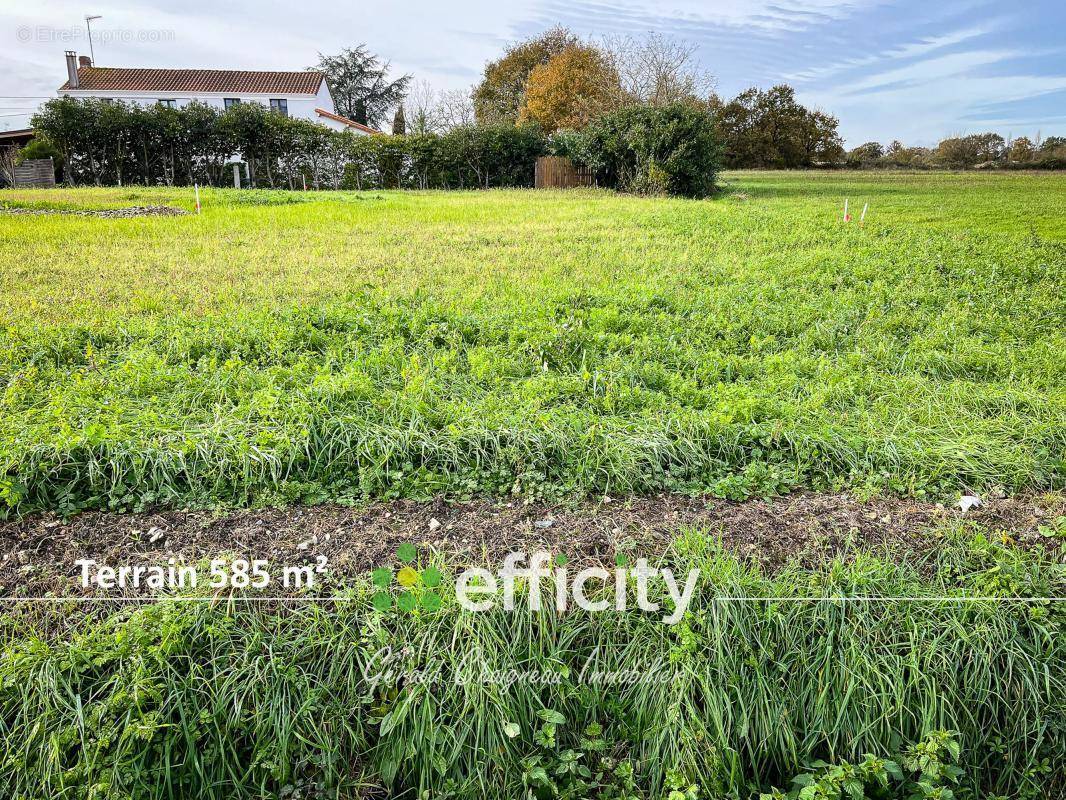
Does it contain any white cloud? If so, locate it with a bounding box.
[787,24,994,82]
[807,71,1066,144]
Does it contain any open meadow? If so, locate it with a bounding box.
[0,171,1063,512]
[0,171,1064,799]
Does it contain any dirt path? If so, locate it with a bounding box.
[1,492,1061,599]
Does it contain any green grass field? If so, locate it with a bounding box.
[1,172,1063,512]
[2,529,1063,799]
[2,172,1064,798]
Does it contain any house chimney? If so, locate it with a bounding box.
[79,55,92,68]
[65,51,79,88]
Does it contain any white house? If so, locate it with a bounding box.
[57,52,381,135]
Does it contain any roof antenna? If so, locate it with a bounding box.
[85,15,102,66]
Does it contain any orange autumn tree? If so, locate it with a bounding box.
[519,45,620,132]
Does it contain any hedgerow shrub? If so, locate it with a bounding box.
[31,97,723,195]
[573,103,720,197]
[341,123,547,189]
[32,98,553,191]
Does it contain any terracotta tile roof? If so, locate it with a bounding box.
[60,68,324,95]
[314,108,383,135]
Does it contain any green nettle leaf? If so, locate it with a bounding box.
[420,591,442,612]
[537,709,566,725]
[371,568,392,588]
[554,553,569,567]
[371,592,392,612]
[421,566,442,587]
[396,543,417,563]
[396,591,417,612]
[504,721,521,738]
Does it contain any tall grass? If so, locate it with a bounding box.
[1,173,1064,513]
[2,531,1062,799]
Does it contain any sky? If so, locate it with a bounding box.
[3,0,1065,146]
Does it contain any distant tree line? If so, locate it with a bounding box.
[845,134,1066,170]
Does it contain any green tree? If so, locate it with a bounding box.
[847,141,883,166]
[935,132,1005,167]
[578,102,720,197]
[13,135,62,184]
[312,46,411,128]
[31,96,98,184]
[800,109,844,164]
[15,135,61,165]
[1039,135,1066,154]
[219,101,273,186]
[712,85,841,168]
[392,103,407,136]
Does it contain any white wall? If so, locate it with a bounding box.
[57,82,369,134]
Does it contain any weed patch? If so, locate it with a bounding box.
[0,533,1062,799]
[0,173,1062,512]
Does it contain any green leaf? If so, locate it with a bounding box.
[396,542,417,563]
[537,709,566,725]
[504,722,521,738]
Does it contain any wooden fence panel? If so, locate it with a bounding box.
[534,156,594,189]
[14,158,56,188]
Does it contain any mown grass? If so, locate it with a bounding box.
[1,172,1063,512]
[1,528,1062,799]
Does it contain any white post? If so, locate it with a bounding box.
[233,164,240,189]
[194,183,201,214]
[860,203,868,224]
[843,198,849,222]
[302,174,307,191]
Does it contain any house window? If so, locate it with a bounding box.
[223,98,241,109]
[158,99,176,108]
[269,99,288,116]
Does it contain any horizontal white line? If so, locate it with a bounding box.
[0,596,1061,603]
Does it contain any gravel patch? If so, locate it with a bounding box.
[0,204,186,218]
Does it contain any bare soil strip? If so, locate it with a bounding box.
[1,492,1061,599]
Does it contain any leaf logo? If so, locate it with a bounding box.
[371,543,443,614]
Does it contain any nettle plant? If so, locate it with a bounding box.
[511,710,700,800]
[370,543,443,613]
[761,730,964,800]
